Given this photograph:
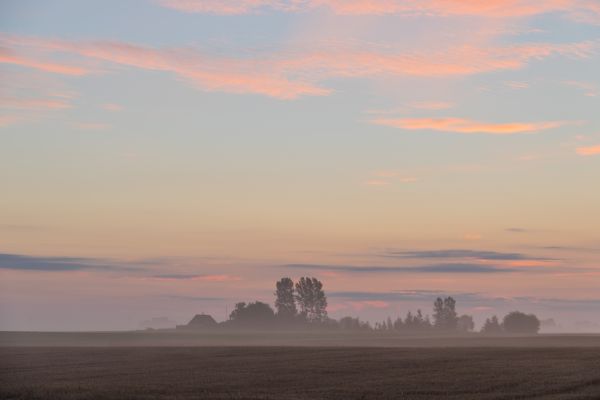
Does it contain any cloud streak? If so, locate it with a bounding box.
[0,47,88,76]
[1,34,595,99]
[159,0,600,22]
[284,262,514,273]
[577,144,600,156]
[372,117,564,134]
[385,249,548,261]
[0,253,126,272]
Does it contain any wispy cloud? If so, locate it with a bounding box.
[371,117,564,134]
[158,0,600,22]
[506,227,530,233]
[284,262,514,273]
[0,253,129,272]
[0,97,72,110]
[576,144,600,156]
[385,249,547,261]
[0,47,88,76]
[1,34,595,99]
[563,80,599,97]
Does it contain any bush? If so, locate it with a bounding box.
[502,311,540,334]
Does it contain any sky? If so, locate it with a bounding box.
[1,0,599,332]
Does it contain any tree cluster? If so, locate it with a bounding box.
[208,280,541,336]
[481,311,540,334]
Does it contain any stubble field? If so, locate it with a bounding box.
[2,344,600,399]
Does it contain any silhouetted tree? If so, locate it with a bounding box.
[295,277,327,322]
[481,315,503,334]
[229,301,275,325]
[502,311,540,334]
[457,315,475,332]
[433,296,458,330]
[275,277,297,319]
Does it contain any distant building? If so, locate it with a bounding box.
[176,314,218,330]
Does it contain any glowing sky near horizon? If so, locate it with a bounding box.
[1,0,599,331]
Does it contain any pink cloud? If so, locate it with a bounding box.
[576,144,600,156]
[372,117,564,134]
[0,47,88,76]
[1,36,329,99]
[1,34,594,99]
[158,0,600,22]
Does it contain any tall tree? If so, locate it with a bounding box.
[275,277,297,318]
[433,296,459,330]
[433,297,445,329]
[294,277,327,322]
[443,297,458,330]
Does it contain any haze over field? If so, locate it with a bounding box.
[1,0,599,332]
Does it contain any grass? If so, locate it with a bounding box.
[2,345,600,399]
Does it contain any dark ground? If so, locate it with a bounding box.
[2,345,600,399]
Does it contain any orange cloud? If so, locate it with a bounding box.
[576,145,600,156]
[372,117,563,134]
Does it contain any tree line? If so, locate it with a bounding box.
[218,277,540,334]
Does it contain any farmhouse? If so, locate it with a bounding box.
[176,314,217,330]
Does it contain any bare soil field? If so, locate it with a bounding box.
[2,345,600,399]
